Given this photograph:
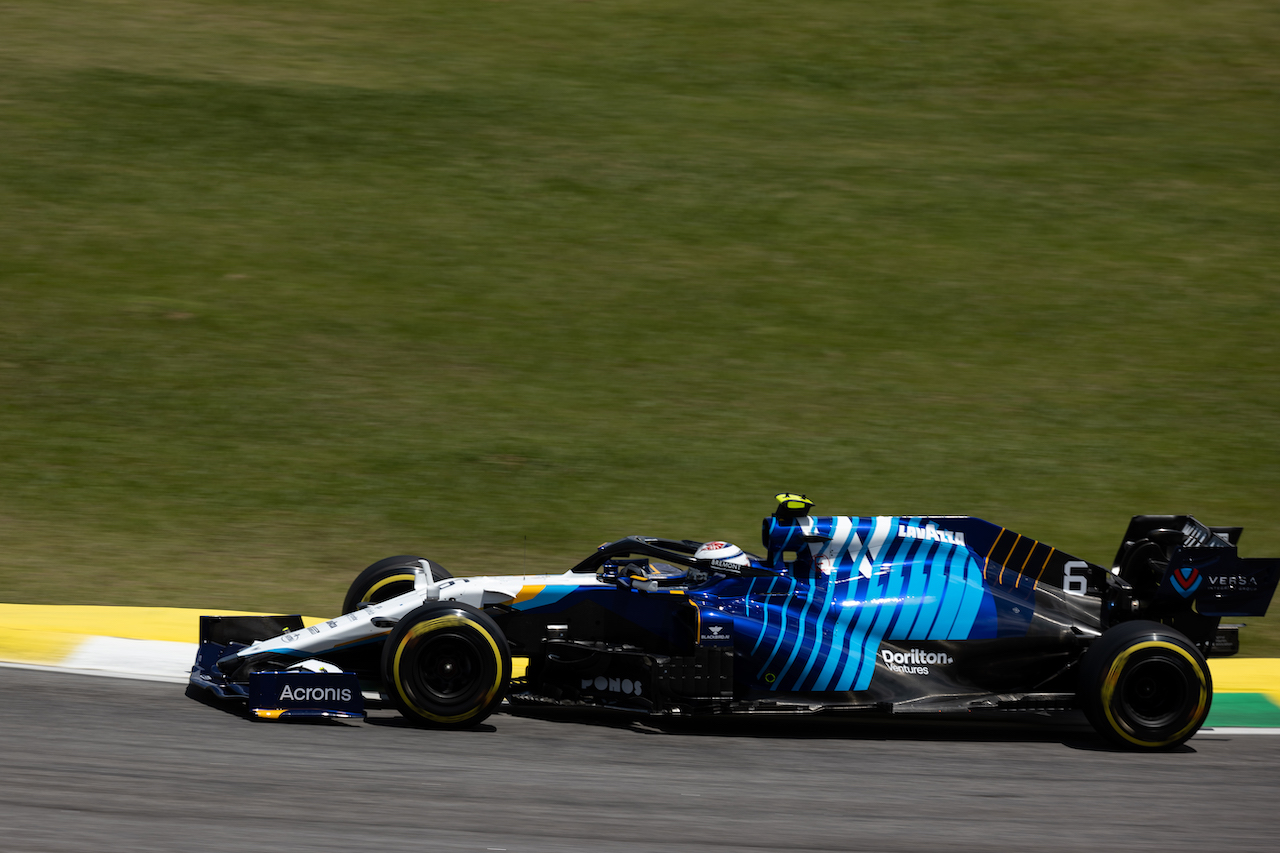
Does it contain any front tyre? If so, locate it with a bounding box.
[382,602,511,729]
[342,555,452,614]
[1079,620,1212,750]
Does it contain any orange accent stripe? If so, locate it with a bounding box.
[998,535,1022,585]
[510,585,546,606]
[1014,540,1038,589]
[984,529,1007,581]
[1034,548,1057,586]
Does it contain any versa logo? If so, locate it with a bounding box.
[1208,575,1258,591]
[1170,566,1202,598]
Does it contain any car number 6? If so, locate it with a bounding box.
[1063,561,1089,595]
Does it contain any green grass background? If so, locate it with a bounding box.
[2,1,1278,650]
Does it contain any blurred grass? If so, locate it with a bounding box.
[1,1,1278,651]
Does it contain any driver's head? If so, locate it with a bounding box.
[694,541,749,567]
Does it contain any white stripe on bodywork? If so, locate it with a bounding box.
[860,517,894,578]
[820,516,857,574]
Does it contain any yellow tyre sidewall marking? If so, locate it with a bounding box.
[392,614,505,724]
[1101,640,1208,748]
[361,573,416,604]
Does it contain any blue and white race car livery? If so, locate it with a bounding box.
[190,494,1280,750]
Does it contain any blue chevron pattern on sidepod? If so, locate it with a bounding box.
[745,516,990,693]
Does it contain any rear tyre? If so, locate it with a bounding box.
[382,601,511,729]
[342,555,452,614]
[1079,620,1212,750]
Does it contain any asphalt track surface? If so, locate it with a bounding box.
[4,669,1280,853]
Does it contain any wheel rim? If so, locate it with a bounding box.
[1118,653,1192,729]
[407,632,487,706]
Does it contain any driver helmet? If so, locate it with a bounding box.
[694,541,750,567]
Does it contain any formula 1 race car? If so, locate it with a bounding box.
[190,495,1280,749]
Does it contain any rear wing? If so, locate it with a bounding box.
[1116,515,1280,617]
[1112,514,1242,564]
[1160,547,1280,617]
